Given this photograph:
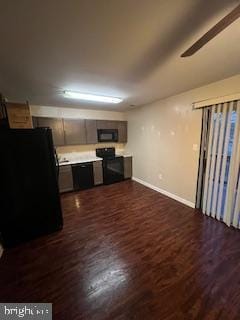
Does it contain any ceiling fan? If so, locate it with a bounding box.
[181,4,240,57]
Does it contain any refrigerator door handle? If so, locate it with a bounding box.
[54,148,60,178]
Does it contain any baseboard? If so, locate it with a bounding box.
[132,177,195,208]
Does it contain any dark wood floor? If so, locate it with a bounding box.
[1,180,240,319]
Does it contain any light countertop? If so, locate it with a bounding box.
[58,152,102,166]
[116,150,132,158]
[58,151,132,166]
[59,157,102,166]
[116,154,132,158]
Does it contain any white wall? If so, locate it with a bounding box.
[30,105,126,121]
[125,74,240,206]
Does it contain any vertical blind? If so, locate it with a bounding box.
[200,100,240,228]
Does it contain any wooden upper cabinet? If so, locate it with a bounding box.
[118,121,127,143]
[36,117,65,146]
[96,120,108,129]
[32,116,38,128]
[107,121,118,129]
[86,119,98,144]
[31,116,127,145]
[63,119,87,145]
[6,102,33,129]
[96,120,118,130]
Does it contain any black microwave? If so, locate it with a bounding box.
[97,129,118,142]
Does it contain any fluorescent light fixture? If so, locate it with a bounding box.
[64,91,122,104]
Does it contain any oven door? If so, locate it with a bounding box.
[103,157,124,184]
[97,129,118,142]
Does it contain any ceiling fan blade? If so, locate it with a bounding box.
[181,4,240,57]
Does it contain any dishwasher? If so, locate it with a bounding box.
[72,162,94,190]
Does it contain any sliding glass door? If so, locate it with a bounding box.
[196,100,240,228]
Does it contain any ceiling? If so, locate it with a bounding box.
[0,0,240,111]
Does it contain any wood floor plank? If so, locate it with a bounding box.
[1,180,240,319]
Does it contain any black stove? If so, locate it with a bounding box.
[96,147,116,159]
[96,148,124,184]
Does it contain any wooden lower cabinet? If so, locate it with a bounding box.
[58,165,73,193]
[124,156,132,179]
[58,158,130,193]
[93,161,103,185]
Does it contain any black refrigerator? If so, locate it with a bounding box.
[0,128,63,247]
